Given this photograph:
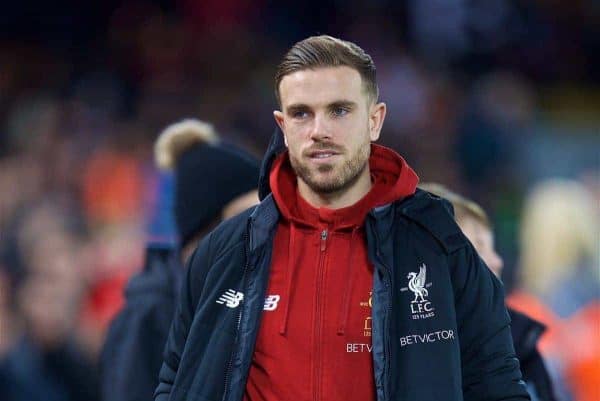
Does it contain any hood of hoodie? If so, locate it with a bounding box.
[268,143,419,229]
[248,137,418,401]
[258,127,287,200]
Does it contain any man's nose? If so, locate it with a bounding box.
[309,114,332,141]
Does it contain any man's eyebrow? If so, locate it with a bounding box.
[286,103,310,113]
[285,100,358,113]
[327,100,357,109]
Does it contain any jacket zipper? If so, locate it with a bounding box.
[320,229,328,251]
[314,229,328,401]
[376,248,393,401]
[368,216,392,401]
[222,228,251,401]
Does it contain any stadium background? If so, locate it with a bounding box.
[0,1,597,401]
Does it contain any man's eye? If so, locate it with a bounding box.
[332,107,349,117]
[292,111,308,119]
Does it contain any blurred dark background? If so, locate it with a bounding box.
[0,1,598,401]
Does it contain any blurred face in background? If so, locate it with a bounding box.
[274,66,386,197]
[16,204,86,348]
[19,232,84,347]
[458,217,504,278]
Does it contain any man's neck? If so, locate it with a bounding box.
[297,168,373,209]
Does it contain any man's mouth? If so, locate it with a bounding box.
[312,152,335,159]
[307,150,340,160]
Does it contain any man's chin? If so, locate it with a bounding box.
[294,163,342,193]
[308,183,342,195]
[316,164,336,174]
[305,175,345,195]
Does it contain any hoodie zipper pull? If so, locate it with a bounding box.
[320,229,328,252]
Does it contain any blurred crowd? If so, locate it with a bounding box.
[0,1,598,401]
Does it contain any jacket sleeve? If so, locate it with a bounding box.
[520,348,558,401]
[451,243,531,401]
[101,304,169,401]
[154,235,213,401]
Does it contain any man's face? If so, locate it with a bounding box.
[274,66,385,195]
[459,218,504,278]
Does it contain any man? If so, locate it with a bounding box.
[155,36,530,401]
[419,183,557,401]
[101,119,260,401]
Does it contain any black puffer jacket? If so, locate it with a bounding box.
[153,131,530,401]
[509,309,557,401]
[101,245,181,401]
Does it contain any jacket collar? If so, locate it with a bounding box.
[258,128,286,201]
[248,194,280,252]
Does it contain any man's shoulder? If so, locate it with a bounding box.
[200,205,259,262]
[213,207,254,236]
[124,246,179,300]
[207,196,278,256]
[394,189,468,254]
[395,188,454,217]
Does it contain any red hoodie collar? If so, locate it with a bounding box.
[270,144,419,230]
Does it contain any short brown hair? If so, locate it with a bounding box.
[418,183,491,229]
[275,35,378,106]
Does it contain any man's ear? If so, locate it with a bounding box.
[273,110,288,147]
[369,102,386,142]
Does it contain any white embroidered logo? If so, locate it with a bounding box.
[401,263,435,320]
[399,330,454,347]
[216,289,244,308]
[408,264,429,303]
[263,295,281,311]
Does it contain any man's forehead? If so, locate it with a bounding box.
[279,66,365,107]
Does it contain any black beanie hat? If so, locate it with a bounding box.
[155,119,260,247]
[175,143,259,246]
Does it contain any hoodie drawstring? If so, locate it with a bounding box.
[279,223,297,335]
[337,227,358,335]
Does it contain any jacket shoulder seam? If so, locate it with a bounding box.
[396,195,468,254]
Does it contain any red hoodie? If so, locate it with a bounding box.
[244,145,418,401]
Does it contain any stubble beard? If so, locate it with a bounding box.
[290,138,371,195]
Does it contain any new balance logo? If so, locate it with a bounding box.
[263,295,280,311]
[216,289,244,308]
[216,291,280,311]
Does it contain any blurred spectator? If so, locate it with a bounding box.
[0,201,99,401]
[455,71,535,198]
[420,182,558,401]
[516,179,598,316]
[509,179,599,401]
[81,144,146,224]
[0,262,21,361]
[101,119,260,401]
